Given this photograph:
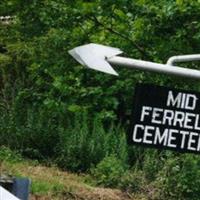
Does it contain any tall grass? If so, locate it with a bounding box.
[55,114,128,171]
[0,105,128,171]
[1,104,200,199]
[0,106,60,159]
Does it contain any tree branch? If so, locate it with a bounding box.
[90,16,152,60]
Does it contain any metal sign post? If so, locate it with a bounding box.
[69,43,200,79]
[69,43,200,154]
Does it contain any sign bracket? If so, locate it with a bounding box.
[69,43,200,79]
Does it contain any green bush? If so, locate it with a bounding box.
[119,169,147,193]
[0,146,22,163]
[142,149,166,181]
[0,100,128,172]
[154,154,200,200]
[0,106,61,160]
[91,154,147,193]
[55,115,128,172]
[91,154,126,187]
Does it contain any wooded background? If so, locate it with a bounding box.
[1,1,200,199]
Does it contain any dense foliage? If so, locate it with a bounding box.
[1,0,200,199]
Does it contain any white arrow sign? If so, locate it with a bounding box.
[0,186,20,200]
[69,43,122,75]
[69,43,200,79]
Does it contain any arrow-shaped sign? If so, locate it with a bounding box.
[69,43,122,75]
[69,43,200,79]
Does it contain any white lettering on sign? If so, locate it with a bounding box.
[167,129,177,148]
[162,109,174,125]
[140,106,152,122]
[143,126,154,144]
[154,127,168,146]
[138,106,200,130]
[167,91,198,110]
[132,85,200,153]
[133,124,143,143]
[152,108,163,124]
[167,91,182,108]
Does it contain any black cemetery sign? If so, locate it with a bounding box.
[129,84,200,153]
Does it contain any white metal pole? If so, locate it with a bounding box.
[108,56,200,79]
[167,54,200,66]
[68,43,200,79]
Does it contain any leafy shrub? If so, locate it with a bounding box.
[0,100,128,172]
[154,154,200,200]
[142,149,166,181]
[91,154,126,187]
[0,146,22,163]
[0,106,61,160]
[55,115,128,172]
[119,169,146,193]
[91,155,147,193]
